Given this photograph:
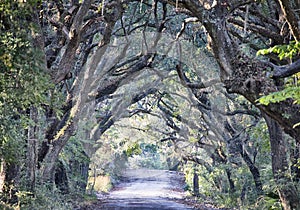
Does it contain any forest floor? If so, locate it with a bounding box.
[79,168,228,210]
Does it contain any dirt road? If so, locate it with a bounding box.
[97,169,194,210]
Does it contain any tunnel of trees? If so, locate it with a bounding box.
[0,0,300,209]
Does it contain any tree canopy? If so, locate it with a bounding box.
[0,0,300,209]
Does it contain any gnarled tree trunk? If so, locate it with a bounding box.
[264,115,300,210]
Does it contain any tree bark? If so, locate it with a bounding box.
[0,159,5,193]
[27,107,38,192]
[277,0,300,41]
[238,141,263,195]
[290,142,300,182]
[225,168,235,193]
[193,165,200,196]
[2,163,20,204]
[41,122,76,183]
[264,115,300,210]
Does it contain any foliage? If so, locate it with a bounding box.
[17,186,73,210]
[0,0,53,165]
[257,42,300,105]
[255,196,282,210]
[1,0,299,209]
[258,74,300,107]
[125,141,142,157]
[0,1,62,206]
[257,41,300,60]
[257,42,300,127]
[249,119,270,155]
[128,143,169,169]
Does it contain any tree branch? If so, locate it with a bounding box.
[228,18,283,43]
[176,65,206,89]
[278,0,300,41]
[272,59,300,78]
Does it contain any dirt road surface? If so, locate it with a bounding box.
[96,169,194,209]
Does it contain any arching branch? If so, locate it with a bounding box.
[272,59,300,79]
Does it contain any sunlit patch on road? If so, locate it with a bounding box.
[97,169,193,209]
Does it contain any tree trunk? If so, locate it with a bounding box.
[40,123,75,184]
[79,161,90,192]
[238,142,263,195]
[193,166,200,196]
[2,162,20,204]
[264,115,300,210]
[225,168,235,193]
[27,107,38,192]
[290,142,300,182]
[225,120,263,196]
[0,159,5,193]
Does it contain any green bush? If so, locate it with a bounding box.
[18,185,73,210]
